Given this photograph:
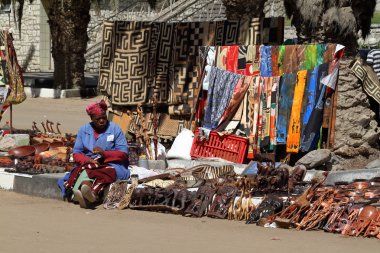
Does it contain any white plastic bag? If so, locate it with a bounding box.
[166,129,194,160]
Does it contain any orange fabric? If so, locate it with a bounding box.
[286,70,307,153]
[248,76,261,156]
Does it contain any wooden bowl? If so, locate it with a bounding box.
[8,145,36,158]
[351,181,371,190]
[33,143,50,155]
[49,141,65,149]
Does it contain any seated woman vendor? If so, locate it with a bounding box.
[59,100,129,208]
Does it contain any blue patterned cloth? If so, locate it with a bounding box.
[276,73,296,144]
[260,46,272,77]
[302,65,319,133]
[203,67,240,129]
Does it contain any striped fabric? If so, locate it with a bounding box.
[366,49,380,79]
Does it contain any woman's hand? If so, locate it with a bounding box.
[84,158,100,166]
[93,146,105,156]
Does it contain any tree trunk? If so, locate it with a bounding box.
[222,0,267,20]
[333,57,380,170]
[47,0,91,91]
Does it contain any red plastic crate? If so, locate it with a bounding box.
[190,129,248,164]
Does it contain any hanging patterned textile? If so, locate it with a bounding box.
[98,21,151,105]
[269,77,280,150]
[248,76,261,155]
[199,46,216,91]
[260,46,272,77]
[304,44,317,70]
[283,45,298,74]
[246,45,261,76]
[316,44,326,66]
[271,46,279,76]
[277,45,286,76]
[276,73,296,144]
[226,45,239,73]
[286,70,308,153]
[239,18,260,45]
[296,45,306,70]
[323,44,336,63]
[301,66,320,134]
[261,17,285,45]
[203,67,240,129]
[300,63,329,152]
[151,23,176,104]
[216,75,253,131]
[3,31,26,105]
[237,46,247,75]
[260,77,275,151]
[216,46,229,70]
[256,77,265,152]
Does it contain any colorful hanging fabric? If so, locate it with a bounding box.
[283,45,298,74]
[3,30,26,105]
[351,59,380,104]
[216,46,228,70]
[301,66,319,135]
[296,45,306,70]
[246,45,261,76]
[323,43,336,63]
[304,44,317,70]
[216,76,253,131]
[239,18,260,45]
[300,63,329,152]
[316,44,326,66]
[278,45,285,76]
[301,86,327,152]
[248,76,261,155]
[226,46,239,72]
[237,46,248,75]
[286,70,308,153]
[271,46,279,76]
[261,17,285,45]
[203,67,240,130]
[260,46,272,77]
[256,77,265,152]
[270,77,280,150]
[260,77,271,150]
[276,73,296,144]
[200,46,216,91]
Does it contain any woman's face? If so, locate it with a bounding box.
[91,113,108,131]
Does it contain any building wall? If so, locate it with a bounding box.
[0,0,42,72]
[1,0,379,73]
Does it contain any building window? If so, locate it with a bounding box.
[0,0,11,14]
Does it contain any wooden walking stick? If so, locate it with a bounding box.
[127,110,144,146]
[137,104,153,160]
[153,95,158,160]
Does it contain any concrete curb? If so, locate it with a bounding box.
[3,161,380,200]
[24,87,98,98]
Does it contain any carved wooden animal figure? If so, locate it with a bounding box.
[234,192,244,221]
[245,192,255,221]
[172,188,191,210]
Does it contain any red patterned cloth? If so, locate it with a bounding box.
[86,100,107,117]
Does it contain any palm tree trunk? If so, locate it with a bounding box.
[333,58,379,167]
[47,0,91,90]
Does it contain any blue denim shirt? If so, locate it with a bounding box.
[73,122,130,180]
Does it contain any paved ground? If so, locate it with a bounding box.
[0,191,378,253]
[1,96,102,134]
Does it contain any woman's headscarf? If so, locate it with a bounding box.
[86,100,107,117]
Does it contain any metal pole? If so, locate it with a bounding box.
[9,103,12,133]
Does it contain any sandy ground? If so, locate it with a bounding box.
[1,96,102,134]
[0,191,379,253]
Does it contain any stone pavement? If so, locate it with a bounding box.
[1,96,102,134]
